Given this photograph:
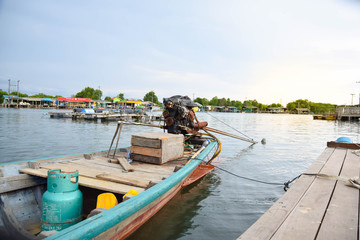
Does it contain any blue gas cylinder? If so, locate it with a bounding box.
[41,169,83,231]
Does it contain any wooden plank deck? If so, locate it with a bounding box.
[19,149,191,196]
[19,168,145,195]
[238,142,360,240]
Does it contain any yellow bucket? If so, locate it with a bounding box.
[123,189,139,200]
[96,193,118,209]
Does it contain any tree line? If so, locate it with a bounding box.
[195,96,336,114]
[63,87,161,105]
[194,96,283,111]
[0,86,338,114]
[286,99,335,114]
[0,87,161,105]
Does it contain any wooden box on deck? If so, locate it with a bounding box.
[130,132,184,165]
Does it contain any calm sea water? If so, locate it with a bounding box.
[1,108,359,239]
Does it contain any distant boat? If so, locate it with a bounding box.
[0,131,219,239]
[313,114,337,120]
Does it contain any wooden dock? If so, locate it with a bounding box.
[238,141,360,240]
[336,107,360,121]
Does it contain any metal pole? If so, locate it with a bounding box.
[107,123,120,157]
[113,121,124,159]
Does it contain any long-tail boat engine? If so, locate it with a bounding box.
[162,95,208,135]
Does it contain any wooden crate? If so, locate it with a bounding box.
[130,132,184,165]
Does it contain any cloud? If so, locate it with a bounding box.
[245,55,360,105]
[2,0,360,105]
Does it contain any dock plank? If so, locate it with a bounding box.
[271,148,347,240]
[238,147,335,240]
[239,145,360,240]
[316,149,359,240]
[19,168,144,195]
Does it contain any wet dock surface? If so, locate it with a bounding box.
[238,142,360,240]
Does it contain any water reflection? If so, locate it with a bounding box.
[232,144,255,158]
[127,173,220,240]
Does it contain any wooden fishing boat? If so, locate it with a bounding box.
[1,95,256,239]
[0,130,220,239]
[313,114,337,120]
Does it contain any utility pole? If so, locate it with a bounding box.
[357,81,360,106]
[8,79,10,108]
[16,80,20,108]
[98,86,101,100]
[17,80,20,97]
[7,79,18,107]
[8,79,10,101]
[351,93,355,105]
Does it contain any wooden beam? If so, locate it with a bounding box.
[117,157,134,172]
[327,141,360,149]
[130,146,162,158]
[0,174,46,193]
[96,173,149,188]
[19,168,144,195]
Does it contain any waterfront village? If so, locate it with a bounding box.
[1,95,287,113]
[1,87,360,120]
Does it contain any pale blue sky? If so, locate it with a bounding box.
[1,0,360,105]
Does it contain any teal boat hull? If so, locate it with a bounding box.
[44,141,217,240]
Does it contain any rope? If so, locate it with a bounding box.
[202,130,222,164]
[205,111,254,140]
[213,164,285,186]
[192,110,223,164]
[206,166,360,192]
[352,149,360,157]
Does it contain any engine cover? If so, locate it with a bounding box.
[162,95,207,134]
